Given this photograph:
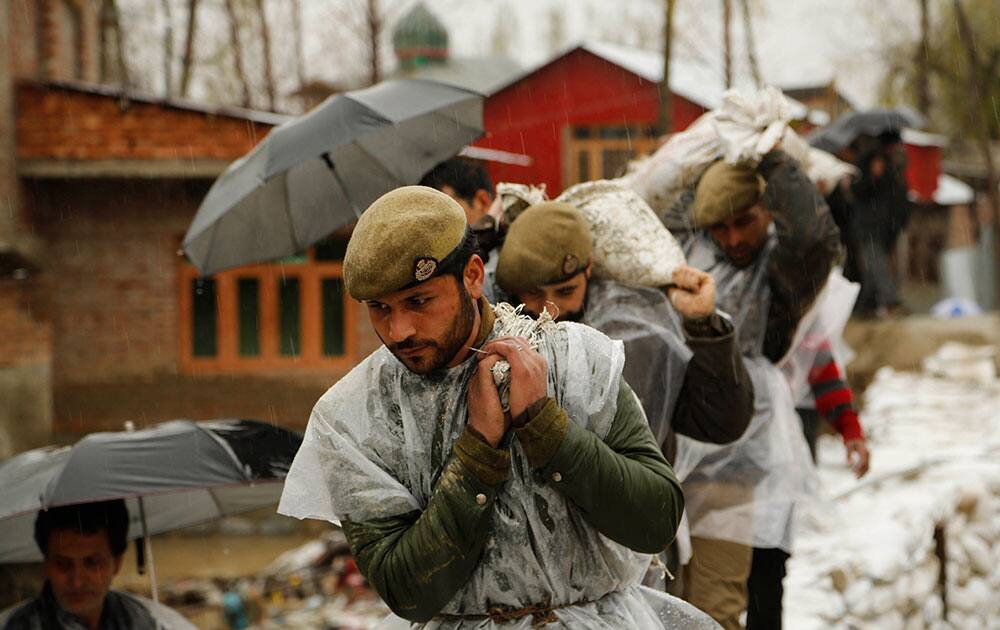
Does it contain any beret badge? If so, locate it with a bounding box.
[414,257,438,282]
[562,254,579,276]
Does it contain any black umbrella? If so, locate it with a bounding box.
[808,107,927,154]
[182,79,484,275]
[0,419,302,601]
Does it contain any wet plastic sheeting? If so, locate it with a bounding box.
[280,313,717,628]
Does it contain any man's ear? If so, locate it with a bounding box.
[584,258,593,279]
[473,189,493,215]
[112,554,124,576]
[463,254,486,300]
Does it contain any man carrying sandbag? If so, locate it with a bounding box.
[278,186,718,629]
[493,200,753,485]
[671,149,844,629]
[492,200,755,594]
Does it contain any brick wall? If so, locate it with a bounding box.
[23,178,379,440]
[0,279,50,366]
[0,279,53,457]
[16,83,273,161]
[10,0,41,80]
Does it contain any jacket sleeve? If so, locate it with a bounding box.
[514,379,684,554]
[758,150,843,362]
[341,429,509,622]
[671,313,754,445]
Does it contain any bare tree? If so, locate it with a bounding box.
[223,0,252,107]
[740,0,762,87]
[365,0,383,86]
[292,0,306,88]
[179,0,200,97]
[547,6,567,53]
[657,0,676,134]
[490,1,518,57]
[722,0,733,88]
[103,0,131,91]
[160,0,174,95]
[254,0,277,109]
[953,0,1000,299]
[915,0,931,115]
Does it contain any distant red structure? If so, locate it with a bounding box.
[474,45,709,197]
[901,129,946,204]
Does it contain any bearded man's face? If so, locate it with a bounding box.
[365,265,481,374]
[518,271,589,323]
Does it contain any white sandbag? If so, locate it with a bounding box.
[920,595,943,624]
[621,87,857,224]
[960,531,993,575]
[556,180,686,287]
[872,610,905,630]
[494,182,547,225]
[954,577,992,612]
[910,559,940,600]
[904,612,926,630]
[843,577,873,614]
[867,583,897,617]
[622,87,791,220]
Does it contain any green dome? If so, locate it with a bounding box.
[392,2,449,68]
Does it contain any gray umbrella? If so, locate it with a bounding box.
[182,79,484,275]
[808,107,927,154]
[0,419,301,600]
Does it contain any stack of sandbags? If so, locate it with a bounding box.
[784,345,1000,629]
[940,479,1000,629]
[789,471,999,630]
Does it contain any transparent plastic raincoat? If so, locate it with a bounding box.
[582,279,691,451]
[279,311,718,629]
[673,233,855,552]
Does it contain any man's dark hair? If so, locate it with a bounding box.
[35,500,130,558]
[435,228,482,285]
[419,158,494,203]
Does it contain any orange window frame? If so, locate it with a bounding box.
[178,251,357,374]
[564,125,659,187]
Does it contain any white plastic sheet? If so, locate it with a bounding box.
[673,356,818,552]
[777,269,861,406]
[279,309,716,629]
[582,279,691,451]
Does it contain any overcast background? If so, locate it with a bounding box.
[118,0,927,110]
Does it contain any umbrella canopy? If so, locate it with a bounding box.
[808,107,927,154]
[0,419,301,563]
[182,79,484,275]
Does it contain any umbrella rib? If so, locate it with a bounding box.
[282,174,303,255]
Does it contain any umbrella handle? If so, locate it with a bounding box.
[322,153,362,218]
[138,496,159,604]
[135,538,146,575]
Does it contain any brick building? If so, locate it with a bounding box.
[1,1,380,456]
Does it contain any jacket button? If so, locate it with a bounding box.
[551,472,562,482]
[475,493,487,506]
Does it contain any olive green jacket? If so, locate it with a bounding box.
[342,312,682,622]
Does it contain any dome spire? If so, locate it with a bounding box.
[392,2,449,70]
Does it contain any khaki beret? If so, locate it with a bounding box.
[692,160,766,228]
[496,202,592,296]
[343,186,467,300]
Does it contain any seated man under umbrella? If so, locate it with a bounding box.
[0,500,194,630]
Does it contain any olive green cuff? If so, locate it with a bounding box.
[683,311,733,341]
[513,397,569,469]
[453,427,511,486]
